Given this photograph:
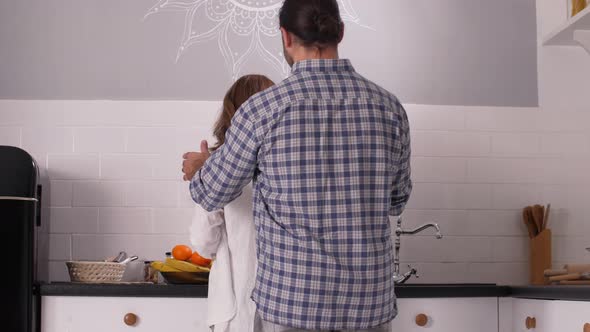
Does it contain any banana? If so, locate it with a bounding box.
[150,261,181,272]
[165,258,210,273]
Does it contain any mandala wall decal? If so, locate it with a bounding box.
[144,0,373,79]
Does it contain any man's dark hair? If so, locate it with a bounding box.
[279,0,343,48]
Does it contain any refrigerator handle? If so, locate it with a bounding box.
[36,185,42,227]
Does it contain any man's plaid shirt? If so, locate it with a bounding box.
[191,59,412,330]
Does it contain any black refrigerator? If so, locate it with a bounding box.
[0,146,42,332]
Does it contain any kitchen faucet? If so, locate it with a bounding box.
[393,216,443,284]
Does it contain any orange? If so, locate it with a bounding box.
[190,251,212,267]
[172,245,193,261]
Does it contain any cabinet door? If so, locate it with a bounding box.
[42,296,209,332]
[499,297,514,332]
[390,298,498,332]
[546,300,590,332]
[512,298,551,332]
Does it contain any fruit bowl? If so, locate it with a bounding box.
[160,271,209,285]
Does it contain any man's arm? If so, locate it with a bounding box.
[190,103,259,212]
[390,106,412,216]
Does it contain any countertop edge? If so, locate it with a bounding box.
[38,283,208,298]
[510,286,590,301]
[39,283,510,299]
[38,283,590,301]
[395,285,511,298]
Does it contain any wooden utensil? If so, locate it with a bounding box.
[532,205,544,233]
[565,264,590,274]
[549,273,582,282]
[529,206,539,236]
[542,204,551,230]
[523,207,537,238]
[544,268,567,277]
[539,205,545,232]
[549,271,590,282]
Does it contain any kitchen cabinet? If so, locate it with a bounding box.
[389,298,498,332]
[547,300,590,332]
[41,296,209,332]
[512,298,551,332]
[499,298,514,332]
[511,298,590,332]
[41,293,590,332]
[43,296,499,332]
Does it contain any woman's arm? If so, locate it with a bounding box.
[189,205,225,259]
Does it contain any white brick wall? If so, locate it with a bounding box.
[72,181,126,207]
[73,128,126,153]
[47,154,100,180]
[45,208,99,234]
[2,99,589,284]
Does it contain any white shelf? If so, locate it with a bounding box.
[543,5,590,52]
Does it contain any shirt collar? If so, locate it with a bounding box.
[291,59,355,74]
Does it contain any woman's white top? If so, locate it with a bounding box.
[190,184,257,332]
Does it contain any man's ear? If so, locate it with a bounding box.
[338,23,345,43]
[281,27,293,49]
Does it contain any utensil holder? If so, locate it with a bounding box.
[530,229,552,285]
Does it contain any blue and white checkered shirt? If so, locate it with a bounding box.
[191,59,412,330]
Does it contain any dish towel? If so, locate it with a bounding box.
[190,207,236,330]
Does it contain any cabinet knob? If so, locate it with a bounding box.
[526,316,536,329]
[124,313,138,327]
[584,323,590,332]
[415,313,429,327]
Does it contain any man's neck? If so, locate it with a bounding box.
[291,47,339,63]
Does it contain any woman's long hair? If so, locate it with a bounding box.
[211,75,275,151]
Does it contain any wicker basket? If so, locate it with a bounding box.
[66,261,126,283]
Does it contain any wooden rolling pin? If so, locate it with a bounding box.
[564,264,590,274]
[544,269,567,277]
[549,273,583,282]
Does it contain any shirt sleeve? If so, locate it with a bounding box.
[390,104,413,216]
[189,206,225,259]
[190,100,259,212]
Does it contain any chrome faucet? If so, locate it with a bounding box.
[393,216,443,284]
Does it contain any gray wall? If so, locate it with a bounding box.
[0,0,538,106]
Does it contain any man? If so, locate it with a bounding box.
[182,1,412,331]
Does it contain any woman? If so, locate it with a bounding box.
[189,74,275,332]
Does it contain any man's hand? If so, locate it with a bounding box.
[182,140,211,181]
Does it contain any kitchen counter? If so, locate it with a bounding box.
[39,282,208,298]
[510,285,590,301]
[39,282,509,298]
[40,283,590,301]
[395,283,510,298]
